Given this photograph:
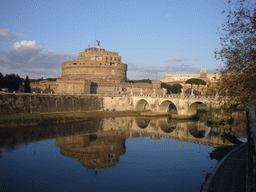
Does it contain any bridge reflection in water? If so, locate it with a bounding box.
[55,116,234,173]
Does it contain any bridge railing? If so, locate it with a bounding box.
[129,93,217,99]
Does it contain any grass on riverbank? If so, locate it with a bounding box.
[0,113,83,127]
[0,111,143,128]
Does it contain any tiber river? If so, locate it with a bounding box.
[0,114,247,192]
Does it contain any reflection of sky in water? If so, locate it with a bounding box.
[0,136,217,192]
[0,116,247,192]
[237,137,247,143]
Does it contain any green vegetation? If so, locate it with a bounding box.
[0,73,23,91]
[204,106,247,134]
[0,113,87,126]
[30,77,56,83]
[161,83,182,94]
[46,78,57,81]
[185,78,206,88]
[24,76,31,93]
[127,79,152,84]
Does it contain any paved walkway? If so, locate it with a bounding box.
[202,142,247,192]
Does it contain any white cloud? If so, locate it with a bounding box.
[0,40,77,78]
[164,57,199,63]
[0,29,18,43]
[0,40,77,70]
[13,40,44,51]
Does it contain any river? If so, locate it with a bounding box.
[0,115,246,192]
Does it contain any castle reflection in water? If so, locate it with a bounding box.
[55,116,234,173]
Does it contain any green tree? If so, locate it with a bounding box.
[46,78,56,81]
[170,84,182,94]
[4,74,23,91]
[161,83,182,94]
[24,76,31,93]
[185,78,206,88]
[0,72,4,90]
[127,79,152,84]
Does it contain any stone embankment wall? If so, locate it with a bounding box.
[247,106,256,192]
[0,93,103,115]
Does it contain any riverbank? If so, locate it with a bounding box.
[202,142,247,192]
[0,110,144,128]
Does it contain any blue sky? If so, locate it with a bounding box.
[0,0,229,80]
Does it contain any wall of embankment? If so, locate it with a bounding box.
[247,106,256,192]
[0,93,103,115]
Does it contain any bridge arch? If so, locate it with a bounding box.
[159,100,177,113]
[135,99,150,111]
[188,101,208,114]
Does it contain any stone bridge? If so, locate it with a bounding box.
[103,94,220,117]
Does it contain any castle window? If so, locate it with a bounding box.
[110,57,112,60]
[73,63,77,65]
[100,63,102,65]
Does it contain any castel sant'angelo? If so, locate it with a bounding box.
[54,42,162,95]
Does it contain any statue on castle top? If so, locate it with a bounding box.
[96,40,100,47]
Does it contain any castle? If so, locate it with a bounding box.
[34,44,163,95]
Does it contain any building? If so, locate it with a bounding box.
[160,69,220,95]
[160,69,220,85]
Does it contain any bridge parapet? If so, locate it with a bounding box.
[131,94,217,99]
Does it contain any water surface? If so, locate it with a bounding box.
[0,116,245,192]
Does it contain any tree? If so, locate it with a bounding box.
[127,79,152,84]
[170,84,182,94]
[0,72,4,90]
[4,74,23,92]
[24,76,31,93]
[161,83,182,94]
[204,0,256,135]
[216,0,256,106]
[185,78,206,88]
